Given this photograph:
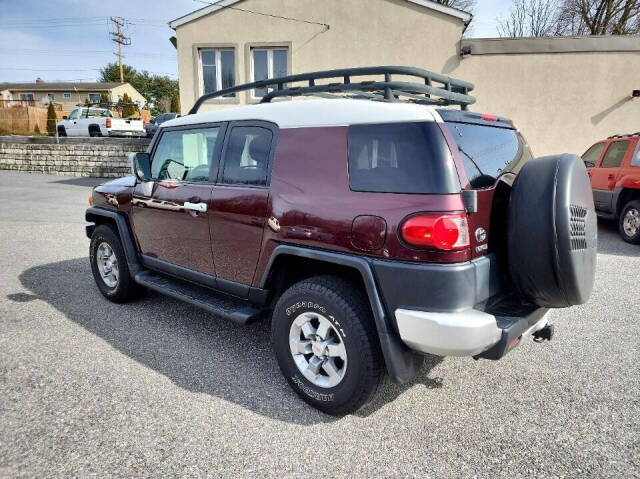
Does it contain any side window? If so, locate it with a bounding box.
[68,109,80,120]
[221,126,273,186]
[631,142,640,167]
[599,141,630,168]
[581,143,605,168]
[151,127,221,182]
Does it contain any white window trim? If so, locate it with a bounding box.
[48,93,55,101]
[199,48,236,98]
[250,47,288,99]
[63,93,71,99]
[19,93,34,101]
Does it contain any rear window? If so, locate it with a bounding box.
[348,122,459,194]
[445,122,533,189]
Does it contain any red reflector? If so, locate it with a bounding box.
[481,114,498,122]
[400,213,470,250]
[508,336,520,349]
[105,117,111,128]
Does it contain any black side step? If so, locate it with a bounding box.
[134,271,263,324]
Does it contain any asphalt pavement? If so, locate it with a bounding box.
[0,171,638,477]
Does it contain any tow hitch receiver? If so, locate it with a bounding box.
[533,324,554,342]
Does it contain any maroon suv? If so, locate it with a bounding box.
[86,67,597,415]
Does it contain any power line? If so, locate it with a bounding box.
[191,0,330,29]
[0,49,175,59]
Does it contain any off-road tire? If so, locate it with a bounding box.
[271,275,384,415]
[618,200,640,244]
[90,223,140,303]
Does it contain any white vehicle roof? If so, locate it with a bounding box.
[162,99,439,130]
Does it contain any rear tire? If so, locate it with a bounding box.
[271,275,384,416]
[90,224,141,303]
[89,126,102,137]
[618,200,640,244]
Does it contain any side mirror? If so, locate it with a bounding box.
[62,115,68,120]
[130,152,151,181]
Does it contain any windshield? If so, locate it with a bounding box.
[445,122,533,189]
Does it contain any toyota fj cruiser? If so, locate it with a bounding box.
[85,67,597,415]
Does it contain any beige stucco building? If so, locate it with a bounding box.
[169,0,640,156]
[0,80,146,112]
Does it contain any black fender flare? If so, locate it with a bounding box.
[85,206,141,275]
[260,244,424,384]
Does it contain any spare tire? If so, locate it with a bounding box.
[507,154,597,308]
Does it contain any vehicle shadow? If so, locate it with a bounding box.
[51,177,107,187]
[17,258,443,424]
[597,218,640,257]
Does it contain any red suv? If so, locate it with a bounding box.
[85,67,597,415]
[583,133,640,243]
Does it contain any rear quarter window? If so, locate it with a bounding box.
[347,122,459,194]
[446,122,532,189]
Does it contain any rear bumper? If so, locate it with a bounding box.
[372,254,550,359]
[107,130,146,137]
[395,306,548,358]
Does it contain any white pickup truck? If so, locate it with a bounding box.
[57,107,146,137]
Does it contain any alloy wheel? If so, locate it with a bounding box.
[289,311,347,388]
[623,208,640,238]
[96,242,119,288]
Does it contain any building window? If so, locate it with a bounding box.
[63,93,71,99]
[251,47,288,98]
[19,93,34,101]
[88,93,101,103]
[200,49,235,97]
[47,93,55,101]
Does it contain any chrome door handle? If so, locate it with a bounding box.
[184,202,208,212]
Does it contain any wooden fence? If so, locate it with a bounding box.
[0,106,49,135]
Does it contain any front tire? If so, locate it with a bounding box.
[90,224,140,303]
[619,200,640,244]
[271,276,384,415]
[57,126,66,137]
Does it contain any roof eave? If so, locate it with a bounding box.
[168,0,472,30]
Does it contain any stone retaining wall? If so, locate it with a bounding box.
[0,137,150,177]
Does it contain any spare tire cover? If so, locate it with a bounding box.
[507,154,597,308]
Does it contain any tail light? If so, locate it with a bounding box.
[105,117,111,128]
[400,213,470,250]
[143,119,147,128]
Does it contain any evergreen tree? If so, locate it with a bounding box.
[46,102,57,136]
[170,91,180,113]
[120,93,137,117]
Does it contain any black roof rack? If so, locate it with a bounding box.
[608,132,640,139]
[189,66,475,115]
[76,102,141,110]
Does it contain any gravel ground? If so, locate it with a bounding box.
[0,171,638,478]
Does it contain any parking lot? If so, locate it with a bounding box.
[0,170,638,477]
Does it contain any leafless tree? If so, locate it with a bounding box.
[497,0,562,37]
[434,0,477,14]
[557,0,640,35]
[434,0,477,34]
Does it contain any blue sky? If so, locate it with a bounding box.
[0,0,513,83]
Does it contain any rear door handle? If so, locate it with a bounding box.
[184,202,208,212]
[608,174,615,180]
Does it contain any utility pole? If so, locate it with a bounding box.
[109,17,131,83]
